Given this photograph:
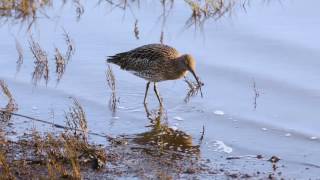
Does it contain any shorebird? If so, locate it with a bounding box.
[107,44,203,105]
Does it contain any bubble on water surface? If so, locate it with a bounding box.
[285,133,292,137]
[213,110,224,116]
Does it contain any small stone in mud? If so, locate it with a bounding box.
[256,154,263,159]
[268,156,280,163]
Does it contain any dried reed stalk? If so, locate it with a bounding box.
[29,37,49,86]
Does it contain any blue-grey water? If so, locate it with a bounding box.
[1,0,320,178]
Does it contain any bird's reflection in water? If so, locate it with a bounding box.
[130,104,200,159]
[106,105,205,177]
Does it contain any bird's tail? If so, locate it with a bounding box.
[106,56,118,64]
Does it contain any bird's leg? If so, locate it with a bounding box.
[144,82,151,105]
[153,82,163,106]
[144,102,152,119]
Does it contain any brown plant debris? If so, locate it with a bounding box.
[15,38,24,73]
[0,80,18,121]
[0,150,15,179]
[106,64,119,114]
[184,76,203,103]
[29,37,49,86]
[0,130,107,179]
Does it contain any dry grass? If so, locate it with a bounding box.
[0,150,15,180]
[55,29,75,83]
[0,97,107,179]
[184,0,247,29]
[29,37,49,86]
[0,0,52,30]
[106,64,119,114]
[0,80,18,121]
[65,98,88,141]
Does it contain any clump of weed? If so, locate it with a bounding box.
[184,77,203,103]
[65,98,88,141]
[184,0,251,30]
[0,0,52,30]
[29,37,49,86]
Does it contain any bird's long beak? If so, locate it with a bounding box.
[189,68,203,97]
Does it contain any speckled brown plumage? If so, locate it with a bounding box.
[107,44,202,105]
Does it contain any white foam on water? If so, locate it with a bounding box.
[212,140,233,154]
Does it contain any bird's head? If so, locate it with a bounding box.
[180,54,203,97]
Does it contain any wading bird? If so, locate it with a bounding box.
[107,44,203,105]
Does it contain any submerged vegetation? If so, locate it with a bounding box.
[106,64,119,114]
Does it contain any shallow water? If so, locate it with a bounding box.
[1,0,320,178]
